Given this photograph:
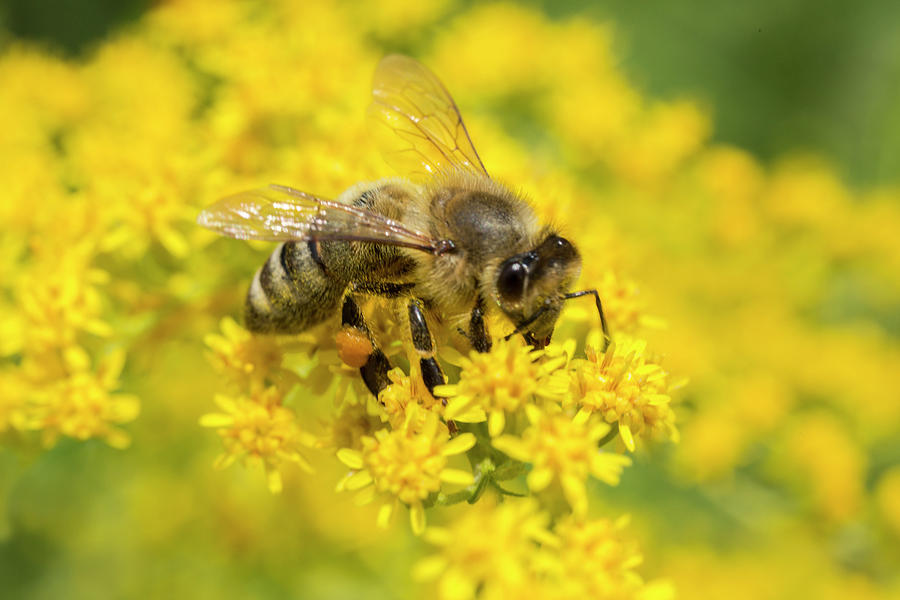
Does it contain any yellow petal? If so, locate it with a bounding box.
[336,448,364,469]
[412,556,448,581]
[221,317,242,339]
[439,567,475,600]
[344,469,373,491]
[619,423,636,452]
[439,469,474,486]
[591,453,631,485]
[84,319,113,337]
[560,474,587,516]
[527,467,554,492]
[441,432,476,456]
[353,485,376,506]
[493,435,530,463]
[98,348,127,384]
[443,396,473,419]
[450,406,487,423]
[423,526,452,546]
[524,403,542,424]
[104,428,131,450]
[213,394,236,412]
[110,395,141,422]
[376,501,394,528]
[63,345,91,371]
[409,501,426,535]
[431,384,458,398]
[488,410,506,437]
[573,407,592,426]
[589,420,611,440]
[646,394,671,406]
[199,413,234,428]
[638,579,676,600]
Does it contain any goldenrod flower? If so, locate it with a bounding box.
[28,349,139,449]
[416,498,662,600]
[336,405,475,534]
[551,515,646,599]
[317,399,383,452]
[204,316,287,390]
[569,337,680,451]
[377,367,443,429]
[493,405,632,516]
[436,337,567,436]
[414,498,557,600]
[200,386,314,493]
[18,262,112,359]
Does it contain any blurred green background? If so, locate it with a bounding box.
[2,0,898,186]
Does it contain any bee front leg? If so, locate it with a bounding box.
[341,295,392,397]
[407,298,445,396]
[468,297,492,353]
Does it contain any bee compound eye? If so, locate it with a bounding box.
[497,259,528,302]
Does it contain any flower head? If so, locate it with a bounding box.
[204,317,287,390]
[379,367,444,429]
[200,386,315,493]
[317,398,383,452]
[414,498,557,600]
[336,405,475,534]
[551,515,647,599]
[17,260,112,361]
[27,349,139,449]
[569,337,681,451]
[436,337,567,436]
[493,405,632,516]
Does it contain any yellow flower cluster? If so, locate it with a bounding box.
[201,387,315,494]
[3,1,899,599]
[568,337,682,452]
[438,337,567,435]
[493,406,631,516]
[337,405,475,534]
[414,499,670,600]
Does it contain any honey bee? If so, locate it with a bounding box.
[198,55,609,397]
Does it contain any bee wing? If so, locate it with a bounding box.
[198,184,446,254]
[369,54,489,181]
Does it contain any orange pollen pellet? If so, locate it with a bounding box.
[336,327,374,368]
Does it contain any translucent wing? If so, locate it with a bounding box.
[198,184,451,255]
[369,54,489,181]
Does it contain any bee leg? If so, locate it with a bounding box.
[407,298,445,396]
[468,297,492,353]
[341,295,392,396]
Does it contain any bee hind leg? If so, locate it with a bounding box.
[341,296,392,396]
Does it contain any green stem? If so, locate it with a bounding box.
[597,421,620,448]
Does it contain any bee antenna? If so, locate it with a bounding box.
[563,289,611,352]
[503,306,549,342]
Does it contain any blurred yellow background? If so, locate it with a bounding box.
[1,1,899,598]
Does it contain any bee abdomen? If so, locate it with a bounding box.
[245,241,348,334]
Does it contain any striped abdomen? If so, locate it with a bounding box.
[245,241,349,334]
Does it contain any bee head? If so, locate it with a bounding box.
[492,234,582,348]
